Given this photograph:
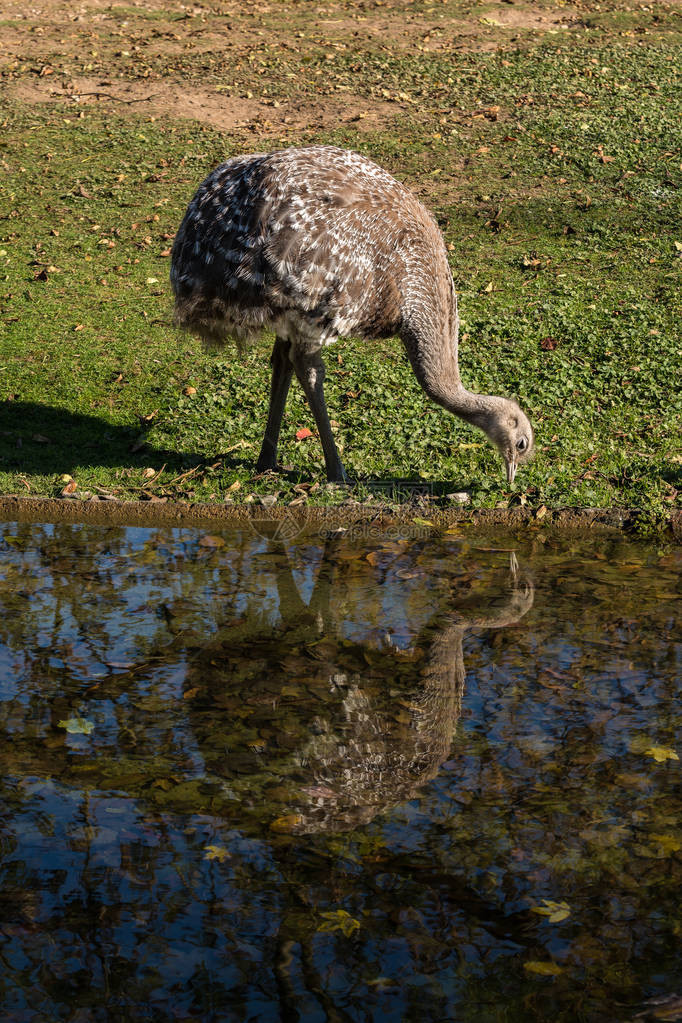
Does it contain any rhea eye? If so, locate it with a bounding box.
[516,437,528,452]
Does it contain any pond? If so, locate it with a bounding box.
[0,519,680,1022]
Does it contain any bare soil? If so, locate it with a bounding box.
[2,0,587,134]
[10,75,399,137]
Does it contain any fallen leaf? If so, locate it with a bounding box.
[58,716,95,735]
[61,479,78,496]
[183,386,197,396]
[650,834,682,854]
[151,777,173,791]
[523,961,564,976]
[531,899,571,923]
[318,909,361,937]
[644,746,679,763]
[270,814,303,833]
[296,427,314,441]
[204,844,231,862]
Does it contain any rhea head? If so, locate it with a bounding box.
[480,397,534,484]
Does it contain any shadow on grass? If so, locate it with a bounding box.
[0,401,253,477]
[0,402,477,496]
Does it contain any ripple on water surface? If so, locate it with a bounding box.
[0,521,680,1022]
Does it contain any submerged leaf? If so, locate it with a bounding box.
[530,899,571,923]
[318,909,361,937]
[644,746,679,763]
[650,834,682,854]
[204,844,231,862]
[270,814,303,833]
[58,716,95,735]
[524,960,564,976]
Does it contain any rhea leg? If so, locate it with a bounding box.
[256,337,294,473]
[292,347,348,484]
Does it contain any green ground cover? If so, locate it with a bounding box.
[0,4,680,528]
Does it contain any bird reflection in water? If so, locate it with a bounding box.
[188,536,534,835]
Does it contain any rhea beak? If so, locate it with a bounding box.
[506,458,517,485]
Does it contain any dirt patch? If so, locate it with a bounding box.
[1,494,679,538]
[9,74,398,135]
[1,0,591,134]
[475,5,577,32]
[0,0,584,61]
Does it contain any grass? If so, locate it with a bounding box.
[0,0,680,529]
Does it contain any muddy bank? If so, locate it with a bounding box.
[0,495,679,539]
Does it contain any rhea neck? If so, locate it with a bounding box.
[399,287,508,435]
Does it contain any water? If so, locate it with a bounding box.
[0,520,680,1022]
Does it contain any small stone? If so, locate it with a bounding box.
[446,491,470,504]
[260,494,278,508]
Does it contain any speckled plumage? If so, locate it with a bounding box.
[171,145,534,483]
[171,145,453,350]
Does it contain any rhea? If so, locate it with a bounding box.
[171,145,533,483]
